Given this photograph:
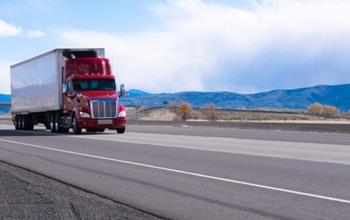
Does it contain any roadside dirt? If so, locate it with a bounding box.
[131,107,329,121]
[127,119,350,134]
[0,161,162,220]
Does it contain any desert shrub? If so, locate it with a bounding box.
[202,104,218,120]
[322,105,340,117]
[307,103,323,115]
[178,102,192,121]
[307,103,340,117]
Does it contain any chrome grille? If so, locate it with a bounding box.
[91,99,117,119]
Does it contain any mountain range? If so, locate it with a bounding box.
[0,94,10,114]
[120,84,350,111]
[1,84,350,112]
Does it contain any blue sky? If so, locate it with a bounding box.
[1,0,350,94]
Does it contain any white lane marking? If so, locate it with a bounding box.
[71,132,350,166]
[0,138,350,205]
[5,127,350,165]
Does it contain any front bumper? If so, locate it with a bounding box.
[77,117,127,129]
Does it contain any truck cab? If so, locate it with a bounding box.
[62,50,127,134]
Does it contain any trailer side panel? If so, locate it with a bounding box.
[11,52,61,113]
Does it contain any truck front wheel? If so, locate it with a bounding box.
[72,115,82,134]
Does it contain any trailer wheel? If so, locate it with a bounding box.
[19,115,24,130]
[50,114,56,132]
[54,114,59,132]
[55,114,68,133]
[14,116,20,130]
[72,115,82,134]
[116,127,125,134]
[24,115,34,130]
[58,128,69,133]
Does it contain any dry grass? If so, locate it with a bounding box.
[202,104,218,120]
[214,110,319,121]
[137,107,343,122]
[140,109,177,121]
[0,113,11,120]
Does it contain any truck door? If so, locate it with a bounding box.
[64,80,74,113]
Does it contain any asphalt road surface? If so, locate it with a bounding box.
[0,122,350,220]
[0,161,160,220]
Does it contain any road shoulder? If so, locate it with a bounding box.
[0,161,162,220]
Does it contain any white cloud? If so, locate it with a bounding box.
[0,20,21,37]
[0,61,12,94]
[61,0,350,93]
[26,30,45,38]
[0,20,45,39]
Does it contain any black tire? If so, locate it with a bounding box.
[54,114,59,132]
[19,115,24,130]
[98,128,105,132]
[50,114,56,132]
[22,115,26,130]
[14,116,20,130]
[116,127,125,134]
[58,128,70,133]
[24,115,34,130]
[56,114,68,133]
[72,115,82,134]
[44,119,50,130]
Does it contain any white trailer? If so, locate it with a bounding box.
[11,48,105,114]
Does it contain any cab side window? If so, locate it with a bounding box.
[66,80,72,93]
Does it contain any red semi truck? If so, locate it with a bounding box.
[10,48,127,134]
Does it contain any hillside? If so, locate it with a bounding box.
[1,84,350,112]
[120,84,350,111]
[0,94,10,103]
[0,94,10,114]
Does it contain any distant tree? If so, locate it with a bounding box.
[308,103,323,115]
[178,102,192,121]
[308,103,340,117]
[322,105,340,117]
[162,101,169,106]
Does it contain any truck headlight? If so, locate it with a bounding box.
[80,112,91,118]
[118,111,126,118]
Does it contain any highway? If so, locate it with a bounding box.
[0,122,349,219]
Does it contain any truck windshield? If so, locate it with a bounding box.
[73,79,116,91]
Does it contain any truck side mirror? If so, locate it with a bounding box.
[119,84,126,97]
